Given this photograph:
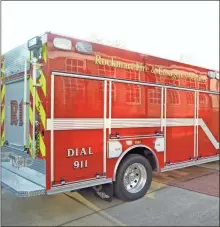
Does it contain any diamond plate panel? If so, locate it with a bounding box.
[4,43,30,77]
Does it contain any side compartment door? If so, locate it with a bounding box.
[50,75,107,185]
[165,89,196,163]
[197,93,219,158]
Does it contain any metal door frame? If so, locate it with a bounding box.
[49,71,219,186]
[50,73,108,185]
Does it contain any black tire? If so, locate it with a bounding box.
[114,154,152,201]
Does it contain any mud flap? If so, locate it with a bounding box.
[93,183,113,202]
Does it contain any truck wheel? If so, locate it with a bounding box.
[114,154,152,201]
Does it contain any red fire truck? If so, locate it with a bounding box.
[1,32,219,201]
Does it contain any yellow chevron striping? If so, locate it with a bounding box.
[1,61,5,74]
[42,44,48,63]
[29,103,32,153]
[29,77,46,129]
[39,70,46,97]
[29,105,46,157]
[29,134,32,155]
[1,130,5,146]
[29,105,33,125]
[29,44,47,157]
[1,106,5,125]
[40,134,46,157]
[1,58,5,147]
[29,73,33,91]
[1,84,5,101]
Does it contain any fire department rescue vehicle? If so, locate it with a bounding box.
[0,32,219,201]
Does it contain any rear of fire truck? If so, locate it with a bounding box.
[0,33,123,200]
[1,34,47,197]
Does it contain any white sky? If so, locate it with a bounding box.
[2,1,219,71]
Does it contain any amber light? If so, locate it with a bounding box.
[134,140,142,145]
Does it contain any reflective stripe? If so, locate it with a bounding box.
[29,134,32,155]
[199,119,219,149]
[1,84,5,101]
[29,43,47,158]
[46,118,195,130]
[1,131,5,146]
[1,62,5,75]
[29,104,33,125]
[1,58,5,147]
[47,117,219,150]
[40,134,46,157]
[42,44,48,63]
[29,77,46,129]
[29,105,46,157]
[1,106,5,125]
[39,70,46,96]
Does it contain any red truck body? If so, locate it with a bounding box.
[1,32,219,200]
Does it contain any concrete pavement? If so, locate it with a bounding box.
[1,161,219,226]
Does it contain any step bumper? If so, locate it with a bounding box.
[1,167,46,197]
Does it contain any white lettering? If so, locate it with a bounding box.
[80,148,87,156]
[67,149,74,157]
[66,147,93,157]
[73,160,88,169]
[73,161,79,168]
[88,147,93,155]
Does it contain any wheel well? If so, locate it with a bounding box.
[123,147,158,171]
[113,146,159,181]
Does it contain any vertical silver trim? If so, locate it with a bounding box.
[194,90,196,158]
[32,60,37,159]
[103,80,107,174]
[161,87,164,132]
[51,74,55,182]
[23,59,28,146]
[164,88,167,163]
[109,81,112,135]
[196,91,199,157]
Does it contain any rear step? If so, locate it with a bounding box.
[1,146,46,197]
[1,167,46,197]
